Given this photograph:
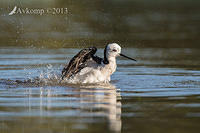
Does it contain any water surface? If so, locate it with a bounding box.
[0,47,200,133]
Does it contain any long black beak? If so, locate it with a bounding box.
[120,53,137,61]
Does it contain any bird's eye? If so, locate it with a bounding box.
[113,49,117,52]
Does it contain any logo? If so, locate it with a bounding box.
[8,6,17,15]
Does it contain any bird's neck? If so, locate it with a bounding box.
[104,56,117,74]
[107,56,116,63]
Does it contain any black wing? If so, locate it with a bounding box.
[61,47,102,80]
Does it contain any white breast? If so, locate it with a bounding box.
[66,60,117,84]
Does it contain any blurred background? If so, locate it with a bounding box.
[0,0,200,48]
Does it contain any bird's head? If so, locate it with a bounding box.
[104,43,136,64]
[105,43,121,58]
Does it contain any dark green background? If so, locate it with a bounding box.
[0,0,200,48]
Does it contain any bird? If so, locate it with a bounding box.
[61,43,136,84]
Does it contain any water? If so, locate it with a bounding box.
[0,47,200,133]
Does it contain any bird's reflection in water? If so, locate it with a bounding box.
[79,83,122,132]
